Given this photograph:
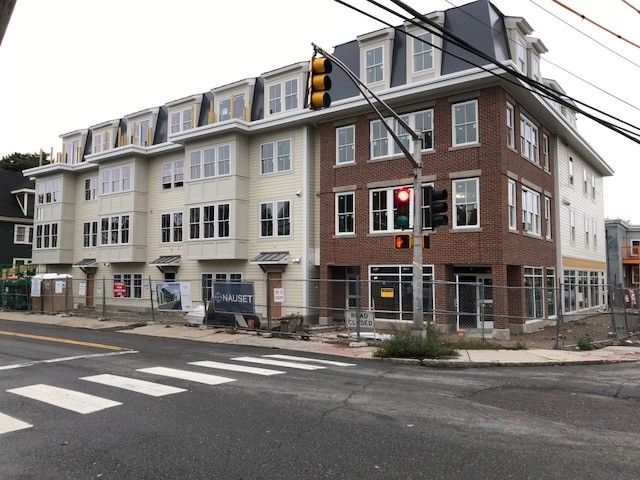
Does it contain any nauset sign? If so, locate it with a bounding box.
[212,282,255,314]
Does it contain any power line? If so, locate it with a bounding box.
[334,0,640,144]
[620,0,640,14]
[551,0,640,49]
[440,0,640,114]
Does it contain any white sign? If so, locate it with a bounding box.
[156,282,193,312]
[31,278,42,297]
[346,310,375,329]
[55,281,65,294]
[78,282,86,297]
[274,288,285,303]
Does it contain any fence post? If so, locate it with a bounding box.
[554,283,562,349]
[149,276,155,323]
[266,275,272,332]
[355,274,361,343]
[102,275,106,319]
[479,281,485,342]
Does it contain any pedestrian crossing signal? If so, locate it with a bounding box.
[394,233,412,249]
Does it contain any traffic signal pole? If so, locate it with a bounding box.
[311,43,426,335]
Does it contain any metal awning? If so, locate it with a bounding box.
[250,252,289,264]
[73,258,98,273]
[149,255,180,273]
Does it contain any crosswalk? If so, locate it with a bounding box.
[0,354,356,436]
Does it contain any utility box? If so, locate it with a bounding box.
[31,274,72,314]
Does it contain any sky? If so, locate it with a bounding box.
[1,0,639,222]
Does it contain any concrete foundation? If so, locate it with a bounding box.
[492,328,511,341]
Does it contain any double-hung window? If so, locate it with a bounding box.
[161,212,183,243]
[93,131,110,153]
[508,179,517,230]
[453,178,479,228]
[365,46,383,84]
[336,125,355,164]
[570,210,576,243]
[520,115,539,163]
[188,205,230,240]
[568,157,574,185]
[542,134,550,171]
[591,174,596,199]
[452,100,478,146]
[101,165,132,195]
[370,109,433,159]
[170,108,193,134]
[522,188,541,235]
[545,197,552,240]
[85,177,98,200]
[37,179,61,204]
[260,200,290,237]
[284,79,298,110]
[584,213,590,246]
[100,215,130,245]
[162,160,184,189]
[268,84,281,114]
[113,273,142,299]
[336,192,355,234]
[413,33,433,72]
[260,140,291,174]
[64,140,80,164]
[506,103,515,148]
[267,79,298,114]
[35,223,58,249]
[583,168,588,195]
[14,225,33,244]
[83,221,98,247]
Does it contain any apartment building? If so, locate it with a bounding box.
[0,170,35,268]
[24,0,611,335]
[605,219,640,289]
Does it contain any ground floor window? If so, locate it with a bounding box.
[114,273,143,299]
[524,267,544,319]
[202,272,243,301]
[369,265,433,321]
[563,269,605,313]
[546,268,556,317]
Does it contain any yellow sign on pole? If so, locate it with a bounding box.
[381,288,394,298]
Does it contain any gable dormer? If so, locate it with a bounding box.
[58,129,88,164]
[358,27,395,91]
[262,62,307,117]
[166,94,203,137]
[211,78,256,123]
[123,107,160,147]
[404,13,444,83]
[503,16,533,75]
[90,119,119,154]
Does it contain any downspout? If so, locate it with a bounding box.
[301,124,309,317]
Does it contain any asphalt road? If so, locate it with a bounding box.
[1,320,639,479]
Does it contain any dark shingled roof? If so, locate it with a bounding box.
[0,170,34,219]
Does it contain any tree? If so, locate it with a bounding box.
[0,152,46,172]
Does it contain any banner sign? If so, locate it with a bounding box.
[156,282,193,312]
[212,282,255,314]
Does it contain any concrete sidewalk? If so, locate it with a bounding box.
[2,311,640,367]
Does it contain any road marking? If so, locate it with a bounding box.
[137,367,236,386]
[231,357,326,370]
[80,374,187,397]
[0,413,32,434]
[0,330,128,351]
[0,350,138,371]
[189,360,285,376]
[7,384,122,414]
[263,354,357,367]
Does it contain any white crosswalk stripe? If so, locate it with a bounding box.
[80,374,187,396]
[231,356,326,370]
[137,367,236,386]
[7,384,122,414]
[263,354,357,367]
[189,361,285,376]
[0,413,32,434]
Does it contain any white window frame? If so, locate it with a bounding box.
[568,157,574,185]
[37,179,61,205]
[545,196,552,240]
[570,210,576,244]
[521,188,541,236]
[64,140,80,164]
[92,130,111,154]
[591,174,596,200]
[162,160,184,189]
[170,107,193,134]
[101,164,132,196]
[516,38,527,74]
[83,221,98,248]
[452,178,479,229]
[593,219,597,249]
[189,146,231,180]
[412,32,433,73]
[113,273,143,299]
[336,125,355,165]
[260,200,291,238]
[100,215,130,245]
[370,109,433,159]
[584,213,589,247]
[583,168,588,195]
[508,179,517,230]
[542,134,550,172]
[14,224,33,244]
[85,176,98,201]
[260,139,291,175]
[161,212,183,243]
[188,204,231,240]
[452,100,478,147]
[506,102,515,149]
[335,192,355,235]
[284,79,298,111]
[35,222,58,249]
[365,46,384,84]
[520,114,539,164]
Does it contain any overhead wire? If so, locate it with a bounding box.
[332,0,640,144]
[620,0,640,14]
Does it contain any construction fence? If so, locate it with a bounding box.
[2,275,638,346]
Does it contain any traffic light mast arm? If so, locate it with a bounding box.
[311,43,420,168]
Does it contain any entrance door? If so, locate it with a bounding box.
[86,273,95,308]
[268,272,282,318]
[455,274,493,330]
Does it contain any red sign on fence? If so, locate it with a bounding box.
[113,282,126,297]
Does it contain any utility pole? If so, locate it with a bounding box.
[312,44,426,335]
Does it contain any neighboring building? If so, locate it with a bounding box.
[605,219,640,289]
[0,0,17,46]
[0,170,35,268]
[24,0,611,336]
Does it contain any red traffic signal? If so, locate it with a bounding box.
[394,233,412,249]
[395,187,411,229]
[308,57,332,110]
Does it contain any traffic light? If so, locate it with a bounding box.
[308,56,332,110]
[422,233,430,250]
[395,188,411,230]
[394,233,412,249]
[427,186,449,229]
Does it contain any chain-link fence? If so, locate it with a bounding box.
[3,274,638,346]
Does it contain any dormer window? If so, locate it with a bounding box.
[216,94,247,122]
[268,79,298,114]
[365,46,383,84]
[170,108,193,134]
[413,33,433,73]
[516,38,527,74]
[64,140,81,164]
[93,131,111,154]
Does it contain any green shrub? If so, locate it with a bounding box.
[374,323,458,359]
[577,336,595,351]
